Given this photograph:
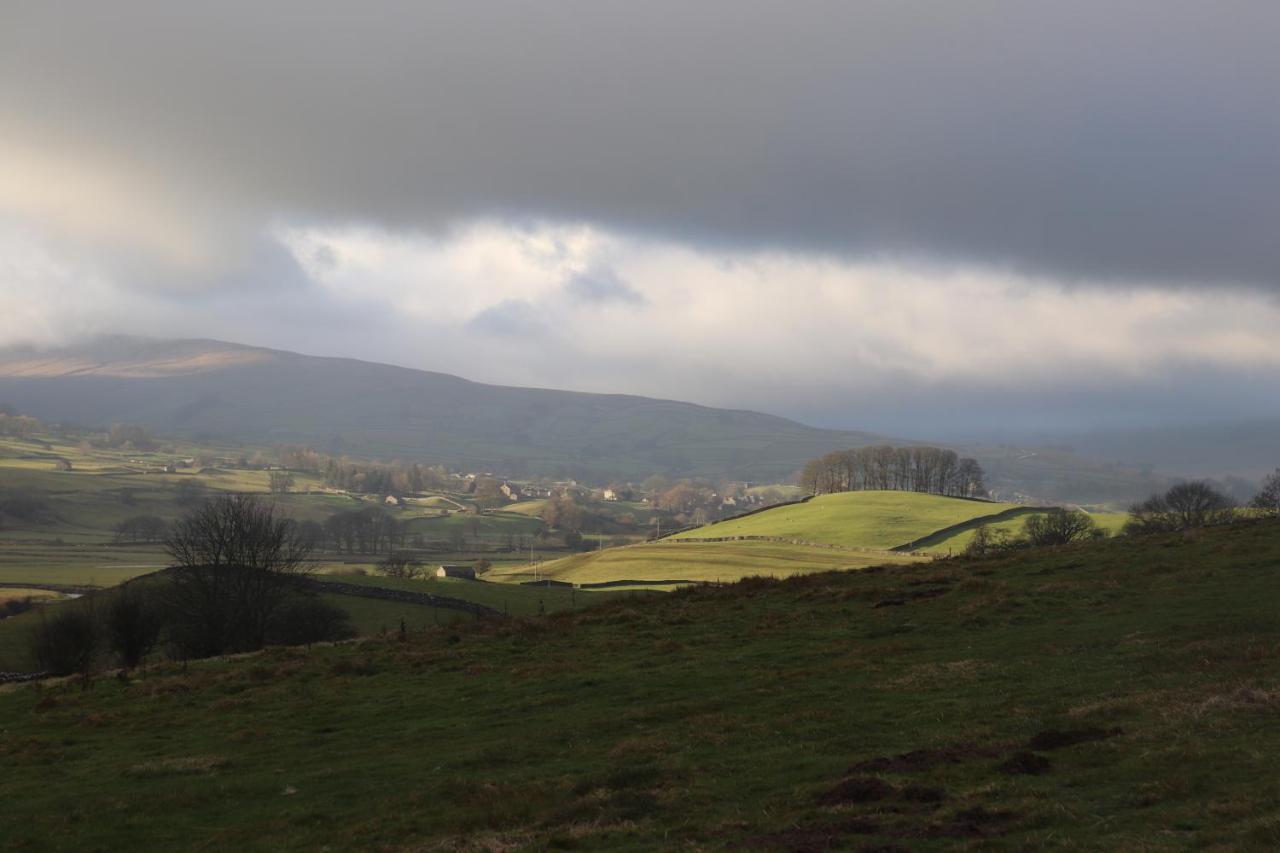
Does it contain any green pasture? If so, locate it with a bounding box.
[670,490,1021,550]
[3,521,1280,848]
[918,509,1131,554]
[493,539,923,585]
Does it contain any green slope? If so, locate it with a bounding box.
[490,540,922,585]
[3,522,1280,849]
[670,490,1022,550]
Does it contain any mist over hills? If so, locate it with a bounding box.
[0,337,1174,503]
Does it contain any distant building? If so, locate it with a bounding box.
[436,564,477,580]
[601,488,618,501]
[500,482,523,501]
[384,495,402,506]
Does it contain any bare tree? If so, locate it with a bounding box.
[1125,481,1236,534]
[1251,469,1280,516]
[1023,510,1099,546]
[163,494,313,656]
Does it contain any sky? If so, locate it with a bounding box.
[2,1,1279,439]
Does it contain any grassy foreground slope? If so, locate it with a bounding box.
[489,540,922,585]
[4,522,1280,850]
[669,491,1022,550]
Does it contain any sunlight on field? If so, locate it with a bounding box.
[670,491,1021,550]
[498,540,923,585]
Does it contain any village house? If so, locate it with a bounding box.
[499,482,523,501]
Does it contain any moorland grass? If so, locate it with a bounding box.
[2,521,1279,849]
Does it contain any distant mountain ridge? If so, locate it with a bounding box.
[0,337,884,482]
[0,337,1177,503]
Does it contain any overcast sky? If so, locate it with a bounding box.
[2,1,1279,438]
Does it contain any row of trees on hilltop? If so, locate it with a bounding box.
[799,446,986,498]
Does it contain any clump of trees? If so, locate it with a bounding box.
[100,424,158,451]
[1023,510,1100,547]
[377,554,425,579]
[32,495,355,675]
[800,446,986,498]
[1124,482,1236,535]
[963,508,1100,557]
[540,494,585,532]
[0,411,45,438]
[324,507,405,554]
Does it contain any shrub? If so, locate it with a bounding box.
[1023,510,1099,547]
[964,524,1017,557]
[104,586,163,670]
[377,555,424,579]
[267,596,355,648]
[30,606,99,676]
[1,596,36,619]
[1125,482,1236,534]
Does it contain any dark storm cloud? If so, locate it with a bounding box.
[3,0,1279,288]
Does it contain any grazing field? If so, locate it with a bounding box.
[669,490,1023,550]
[917,509,1131,554]
[313,573,646,616]
[490,540,923,585]
[3,521,1279,849]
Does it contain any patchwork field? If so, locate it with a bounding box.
[3,521,1278,849]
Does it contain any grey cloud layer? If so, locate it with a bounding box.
[4,0,1279,286]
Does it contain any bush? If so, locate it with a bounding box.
[30,606,99,676]
[104,586,163,670]
[1,596,36,619]
[1126,482,1236,534]
[964,524,1017,557]
[377,555,424,579]
[267,596,355,648]
[1023,510,1099,547]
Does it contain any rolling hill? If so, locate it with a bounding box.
[0,337,882,483]
[669,491,1023,550]
[3,521,1279,849]
[0,336,1172,501]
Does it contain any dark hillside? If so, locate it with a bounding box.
[0,337,1172,500]
[0,337,881,482]
[3,521,1279,849]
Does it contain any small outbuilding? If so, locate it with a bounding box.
[436,564,477,580]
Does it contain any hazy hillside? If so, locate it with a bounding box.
[0,337,885,483]
[0,337,1170,501]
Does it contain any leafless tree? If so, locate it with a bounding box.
[1023,510,1099,546]
[1126,481,1235,534]
[1251,469,1280,516]
[163,494,313,656]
